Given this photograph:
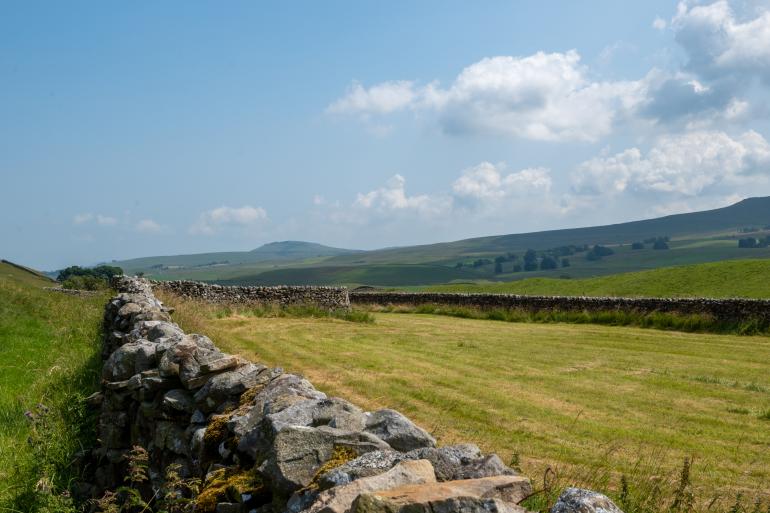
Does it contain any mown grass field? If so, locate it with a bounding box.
[419,259,770,298]
[0,261,106,511]
[164,295,770,511]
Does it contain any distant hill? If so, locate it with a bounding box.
[249,241,361,259]
[325,196,770,265]
[421,259,770,298]
[114,241,358,275]
[116,196,770,287]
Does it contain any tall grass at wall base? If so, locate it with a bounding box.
[0,276,107,513]
[156,291,374,329]
[368,303,770,335]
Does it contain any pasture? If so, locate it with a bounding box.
[164,295,770,508]
[0,261,106,511]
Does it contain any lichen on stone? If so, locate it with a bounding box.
[305,445,359,491]
[195,467,263,513]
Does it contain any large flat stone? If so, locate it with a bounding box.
[351,475,532,513]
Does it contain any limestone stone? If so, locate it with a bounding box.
[363,409,435,452]
[305,459,436,513]
[550,488,624,513]
[258,425,391,496]
[351,476,532,513]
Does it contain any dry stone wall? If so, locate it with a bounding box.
[350,291,770,323]
[152,280,350,309]
[86,276,621,513]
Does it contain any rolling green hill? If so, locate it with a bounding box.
[420,259,770,298]
[114,240,359,275]
[109,196,770,287]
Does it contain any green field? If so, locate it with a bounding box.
[0,261,106,511]
[419,259,770,298]
[165,295,770,510]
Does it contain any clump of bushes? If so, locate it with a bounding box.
[57,265,123,290]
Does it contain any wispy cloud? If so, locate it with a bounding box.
[190,206,268,235]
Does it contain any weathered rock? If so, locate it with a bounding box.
[258,425,391,496]
[318,450,404,489]
[265,397,368,437]
[194,363,267,413]
[153,421,189,455]
[162,389,196,414]
[351,476,532,513]
[304,459,436,513]
[550,488,624,513]
[147,322,184,342]
[407,445,516,481]
[363,409,436,452]
[319,445,516,490]
[103,341,157,381]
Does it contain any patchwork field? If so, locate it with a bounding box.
[165,296,770,507]
[418,259,770,298]
[0,261,106,511]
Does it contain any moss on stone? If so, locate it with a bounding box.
[306,446,358,491]
[195,468,263,513]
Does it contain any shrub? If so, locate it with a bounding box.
[631,241,644,250]
[540,256,558,270]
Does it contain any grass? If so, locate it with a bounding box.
[369,303,770,336]
[172,298,375,324]
[0,261,107,512]
[419,259,770,298]
[163,293,770,512]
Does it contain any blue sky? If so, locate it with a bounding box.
[2,1,770,270]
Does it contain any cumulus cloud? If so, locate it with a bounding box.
[653,17,668,30]
[352,175,449,217]
[571,130,770,197]
[330,51,647,142]
[452,162,551,203]
[73,213,117,226]
[672,0,770,83]
[190,206,268,235]
[135,219,162,234]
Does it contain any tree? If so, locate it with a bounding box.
[512,263,522,272]
[631,242,644,250]
[523,249,538,271]
[739,237,758,248]
[540,256,558,270]
[561,258,570,267]
[652,237,669,250]
[494,261,503,274]
[586,245,614,260]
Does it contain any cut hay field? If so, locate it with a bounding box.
[165,296,770,509]
[0,261,106,511]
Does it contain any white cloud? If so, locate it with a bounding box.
[571,130,770,197]
[330,51,647,142]
[353,175,448,217]
[190,206,268,235]
[96,214,117,226]
[135,219,162,234]
[73,212,117,226]
[452,162,551,202]
[327,80,418,116]
[653,16,668,30]
[672,0,770,82]
[73,213,93,225]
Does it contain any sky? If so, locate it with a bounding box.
[2,1,770,270]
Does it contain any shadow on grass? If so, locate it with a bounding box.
[4,338,102,513]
